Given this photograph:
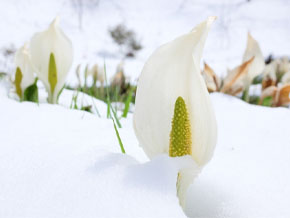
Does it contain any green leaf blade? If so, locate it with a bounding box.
[262,96,273,107]
[112,118,126,154]
[122,87,133,118]
[23,78,39,103]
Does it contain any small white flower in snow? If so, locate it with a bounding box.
[134,17,217,207]
[30,17,73,103]
[14,43,35,99]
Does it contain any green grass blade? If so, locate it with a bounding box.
[56,85,65,103]
[91,96,101,117]
[112,117,126,154]
[104,62,112,118]
[69,91,75,109]
[122,87,133,118]
[74,91,79,109]
[103,62,122,127]
[110,105,122,128]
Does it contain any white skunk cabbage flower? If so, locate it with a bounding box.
[133,17,217,207]
[14,43,35,99]
[242,33,265,86]
[30,17,73,103]
[277,57,290,75]
[281,71,290,85]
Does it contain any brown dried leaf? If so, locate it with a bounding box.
[202,62,220,92]
[262,78,276,90]
[221,57,255,95]
[277,84,290,106]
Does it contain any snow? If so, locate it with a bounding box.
[186,93,290,218]
[0,88,187,218]
[1,85,290,217]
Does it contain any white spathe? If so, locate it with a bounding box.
[30,17,73,103]
[242,33,265,86]
[133,17,217,206]
[14,43,35,93]
[282,71,290,84]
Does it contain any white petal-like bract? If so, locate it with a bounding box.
[281,71,290,84]
[30,17,73,103]
[14,43,35,96]
[242,33,265,85]
[133,17,217,207]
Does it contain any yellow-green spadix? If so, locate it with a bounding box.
[14,43,35,99]
[30,17,73,103]
[133,17,217,207]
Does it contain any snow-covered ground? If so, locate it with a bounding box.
[1,0,290,83]
[1,82,290,217]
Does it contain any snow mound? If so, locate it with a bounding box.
[186,93,290,218]
[1,92,290,217]
[0,95,187,218]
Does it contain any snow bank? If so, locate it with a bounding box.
[0,94,187,218]
[186,93,290,218]
[1,91,290,217]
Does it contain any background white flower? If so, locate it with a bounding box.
[30,17,73,103]
[14,43,35,99]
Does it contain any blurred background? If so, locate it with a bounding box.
[1,0,290,84]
